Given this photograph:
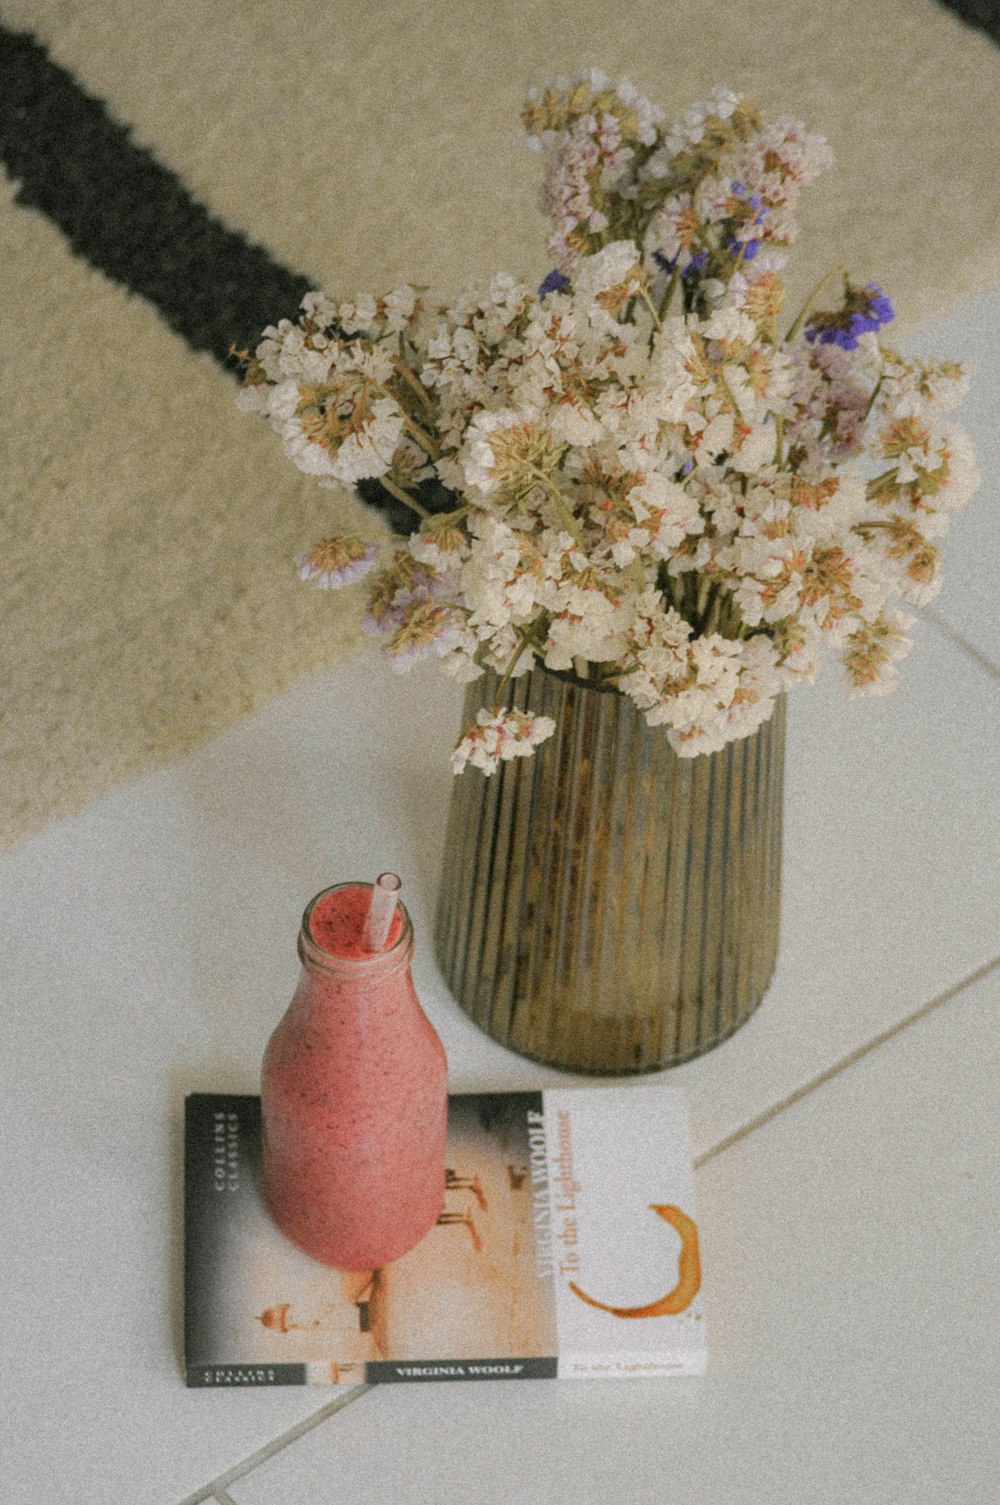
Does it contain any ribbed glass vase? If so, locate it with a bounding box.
[435,665,785,1074]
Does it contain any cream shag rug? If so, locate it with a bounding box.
[2,0,1000,849]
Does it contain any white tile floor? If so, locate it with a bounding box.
[228,965,1000,1505]
[3,287,998,1505]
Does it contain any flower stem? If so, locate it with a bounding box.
[402,416,441,457]
[372,378,440,455]
[637,284,663,331]
[716,365,745,419]
[785,265,847,342]
[861,375,884,423]
[658,264,680,321]
[377,475,432,520]
[494,621,544,701]
[529,466,586,548]
[431,502,472,527]
[392,357,435,415]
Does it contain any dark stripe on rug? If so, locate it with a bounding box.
[938,0,1000,46]
[0,25,311,365]
[0,24,437,529]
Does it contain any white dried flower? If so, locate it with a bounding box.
[295,536,379,589]
[451,707,557,775]
[237,74,976,772]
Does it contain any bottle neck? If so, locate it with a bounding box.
[297,883,415,982]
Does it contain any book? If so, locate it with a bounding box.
[184,1084,706,1387]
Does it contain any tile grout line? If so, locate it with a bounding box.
[174,1384,372,1505]
[925,607,1000,681]
[694,952,1000,1170]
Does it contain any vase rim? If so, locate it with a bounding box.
[528,659,622,694]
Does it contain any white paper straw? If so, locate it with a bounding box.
[364,871,402,952]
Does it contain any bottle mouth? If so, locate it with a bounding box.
[298,881,414,974]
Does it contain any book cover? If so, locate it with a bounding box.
[184,1084,706,1387]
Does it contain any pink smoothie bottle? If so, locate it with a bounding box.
[260,879,447,1269]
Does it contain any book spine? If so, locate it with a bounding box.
[186,1363,308,1387]
[364,1357,558,1383]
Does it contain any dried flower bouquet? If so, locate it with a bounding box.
[238,70,978,773]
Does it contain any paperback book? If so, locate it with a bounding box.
[184,1084,706,1387]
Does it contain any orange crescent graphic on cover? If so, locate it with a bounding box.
[568,1204,701,1318]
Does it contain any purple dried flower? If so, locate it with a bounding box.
[538,268,571,299]
[805,281,895,351]
[727,237,760,261]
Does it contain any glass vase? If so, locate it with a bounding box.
[435,666,785,1074]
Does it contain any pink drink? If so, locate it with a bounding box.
[261,883,447,1269]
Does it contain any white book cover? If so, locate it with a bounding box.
[184,1084,706,1387]
[538,1086,706,1379]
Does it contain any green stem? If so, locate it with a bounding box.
[637,284,663,332]
[494,621,545,702]
[785,265,847,342]
[658,264,681,321]
[866,465,900,494]
[528,466,586,547]
[861,375,884,423]
[699,582,718,634]
[431,502,472,527]
[372,379,440,456]
[716,365,745,420]
[852,519,890,538]
[392,357,435,415]
[401,416,441,457]
[377,474,432,520]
